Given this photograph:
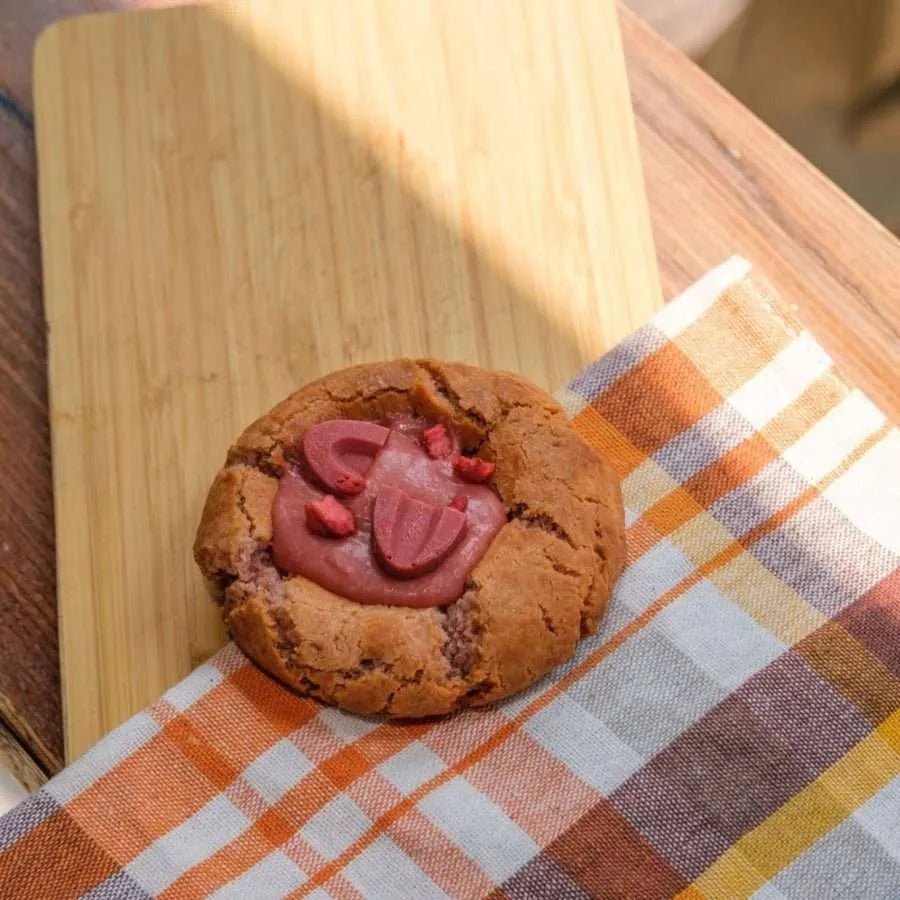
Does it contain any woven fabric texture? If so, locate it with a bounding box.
[2,258,898,899]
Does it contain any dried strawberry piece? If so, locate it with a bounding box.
[334,472,365,493]
[453,455,495,483]
[449,494,469,512]
[423,424,453,459]
[305,495,356,537]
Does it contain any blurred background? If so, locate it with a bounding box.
[628,0,900,235]
[1,0,899,236]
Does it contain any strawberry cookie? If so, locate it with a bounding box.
[194,359,625,717]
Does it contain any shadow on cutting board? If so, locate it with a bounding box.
[35,1,662,760]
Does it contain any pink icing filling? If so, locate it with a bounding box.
[271,421,506,607]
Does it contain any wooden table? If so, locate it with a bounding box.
[1,7,898,789]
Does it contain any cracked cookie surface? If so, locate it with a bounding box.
[194,359,625,716]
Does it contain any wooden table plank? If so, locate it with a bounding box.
[0,108,61,774]
[622,11,900,422]
[0,721,46,813]
[0,6,898,774]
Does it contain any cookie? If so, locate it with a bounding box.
[194,359,625,717]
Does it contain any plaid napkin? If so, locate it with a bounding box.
[3,257,899,899]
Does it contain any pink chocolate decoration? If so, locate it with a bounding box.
[373,486,467,577]
[272,424,506,607]
[302,420,390,494]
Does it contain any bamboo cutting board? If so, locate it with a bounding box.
[34,0,661,760]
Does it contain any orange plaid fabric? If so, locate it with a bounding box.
[2,258,899,899]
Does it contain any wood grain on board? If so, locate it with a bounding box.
[33,0,661,761]
[0,5,898,775]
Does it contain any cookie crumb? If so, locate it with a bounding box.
[424,424,453,459]
[444,592,477,676]
[454,455,495,483]
[305,495,356,537]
